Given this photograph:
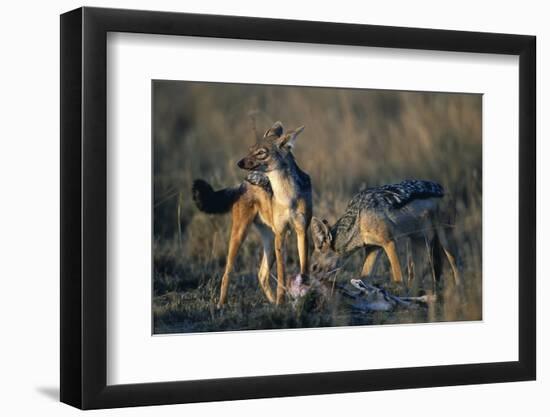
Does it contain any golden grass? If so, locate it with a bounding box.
[152,81,482,334]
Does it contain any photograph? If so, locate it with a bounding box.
[152,80,483,334]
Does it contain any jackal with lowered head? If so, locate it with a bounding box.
[192,121,312,307]
[310,179,461,289]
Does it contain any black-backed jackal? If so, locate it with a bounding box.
[192,122,312,307]
[310,179,461,289]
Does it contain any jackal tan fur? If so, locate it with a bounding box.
[311,180,460,288]
[192,122,312,306]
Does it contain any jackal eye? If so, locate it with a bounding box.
[255,149,268,160]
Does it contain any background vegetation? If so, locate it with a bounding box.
[152,80,482,334]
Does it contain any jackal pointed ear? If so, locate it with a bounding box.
[264,121,284,138]
[277,125,304,150]
[311,216,331,250]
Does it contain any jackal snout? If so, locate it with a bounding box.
[237,154,261,171]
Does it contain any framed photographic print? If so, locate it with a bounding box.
[60,6,536,410]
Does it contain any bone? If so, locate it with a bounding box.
[350,278,433,312]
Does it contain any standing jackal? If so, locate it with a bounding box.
[192,122,312,307]
[310,179,461,289]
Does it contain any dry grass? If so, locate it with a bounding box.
[152,80,482,334]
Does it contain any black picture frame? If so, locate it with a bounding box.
[60,6,536,410]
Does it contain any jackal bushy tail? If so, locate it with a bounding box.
[192,179,243,214]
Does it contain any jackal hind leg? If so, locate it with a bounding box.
[435,227,461,287]
[405,238,416,289]
[443,247,461,287]
[255,221,275,303]
[429,235,444,294]
[217,204,255,308]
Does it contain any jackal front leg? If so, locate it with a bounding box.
[295,222,309,276]
[383,240,404,284]
[361,247,381,278]
[274,232,287,305]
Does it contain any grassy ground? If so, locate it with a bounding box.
[152,81,482,334]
